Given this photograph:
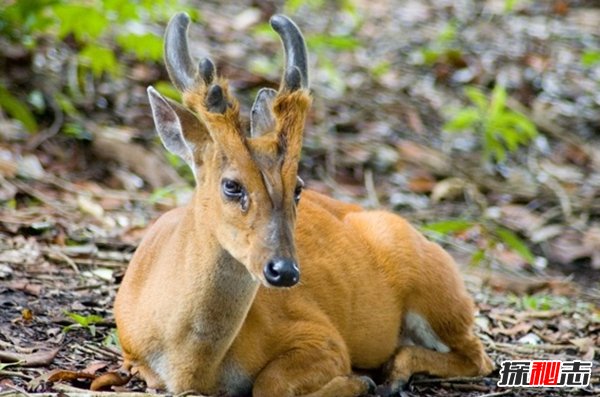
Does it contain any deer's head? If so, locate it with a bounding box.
[148,13,311,288]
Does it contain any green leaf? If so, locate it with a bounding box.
[504,0,519,12]
[420,48,441,65]
[438,21,457,43]
[470,249,486,266]
[371,60,391,78]
[51,4,108,42]
[444,108,480,132]
[79,44,119,76]
[306,34,360,52]
[495,227,535,263]
[0,84,38,133]
[117,32,163,61]
[422,219,474,235]
[464,87,488,111]
[503,112,538,139]
[489,85,507,118]
[65,311,104,327]
[581,50,600,67]
[154,81,181,101]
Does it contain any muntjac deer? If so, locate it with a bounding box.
[114,13,494,397]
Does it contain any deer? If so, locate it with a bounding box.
[114,13,495,397]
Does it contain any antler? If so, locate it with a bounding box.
[164,13,227,114]
[270,14,309,91]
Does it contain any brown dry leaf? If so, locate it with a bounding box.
[516,310,563,320]
[431,177,466,203]
[0,348,59,366]
[397,140,451,175]
[547,229,591,265]
[491,322,533,337]
[90,371,131,391]
[47,369,96,382]
[499,205,543,235]
[83,361,109,375]
[407,171,436,193]
[91,126,183,189]
[582,226,600,270]
[569,337,595,361]
[28,369,96,392]
[6,281,42,296]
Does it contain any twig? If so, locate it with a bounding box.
[80,343,121,360]
[412,376,491,385]
[26,94,64,150]
[0,384,32,397]
[45,174,173,207]
[0,341,35,354]
[364,169,380,208]
[43,247,80,273]
[444,383,489,392]
[539,175,573,223]
[477,390,514,397]
[73,258,129,269]
[0,370,33,380]
[11,180,73,218]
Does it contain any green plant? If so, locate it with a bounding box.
[581,50,600,68]
[417,20,464,66]
[444,85,538,163]
[63,311,104,337]
[103,328,122,350]
[0,0,194,134]
[422,218,535,266]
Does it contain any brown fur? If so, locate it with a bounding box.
[115,66,493,396]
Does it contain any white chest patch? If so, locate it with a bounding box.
[400,311,450,353]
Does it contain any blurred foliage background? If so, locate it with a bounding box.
[1,0,599,284]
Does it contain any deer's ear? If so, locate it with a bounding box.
[250,88,277,137]
[147,86,209,168]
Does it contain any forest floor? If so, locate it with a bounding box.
[0,0,599,396]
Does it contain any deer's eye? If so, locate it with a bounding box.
[222,179,244,200]
[294,177,304,204]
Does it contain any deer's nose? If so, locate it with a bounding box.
[264,258,300,287]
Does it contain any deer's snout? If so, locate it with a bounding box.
[264,257,300,287]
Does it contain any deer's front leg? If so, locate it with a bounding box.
[252,332,375,397]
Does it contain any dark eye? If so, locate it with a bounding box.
[294,177,304,204]
[222,179,244,200]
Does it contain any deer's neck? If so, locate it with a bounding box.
[178,201,259,387]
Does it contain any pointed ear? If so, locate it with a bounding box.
[250,88,277,137]
[147,86,210,169]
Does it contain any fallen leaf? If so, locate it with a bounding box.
[28,369,96,392]
[90,371,130,391]
[548,230,591,265]
[491,322,533,337]
[499,205,543,235]
[569,337,594,360]
[407,171,436,193]
[0,348,59,367]
[431,177,466,203]
[77,195,104,220]
[83,362,109,375]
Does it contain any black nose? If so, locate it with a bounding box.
[263,258,300,287]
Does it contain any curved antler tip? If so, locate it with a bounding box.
[172,12,190,25]
[270,14,293,30]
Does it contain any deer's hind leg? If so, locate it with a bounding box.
[381,333,494,395]
[252,326,375,397]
